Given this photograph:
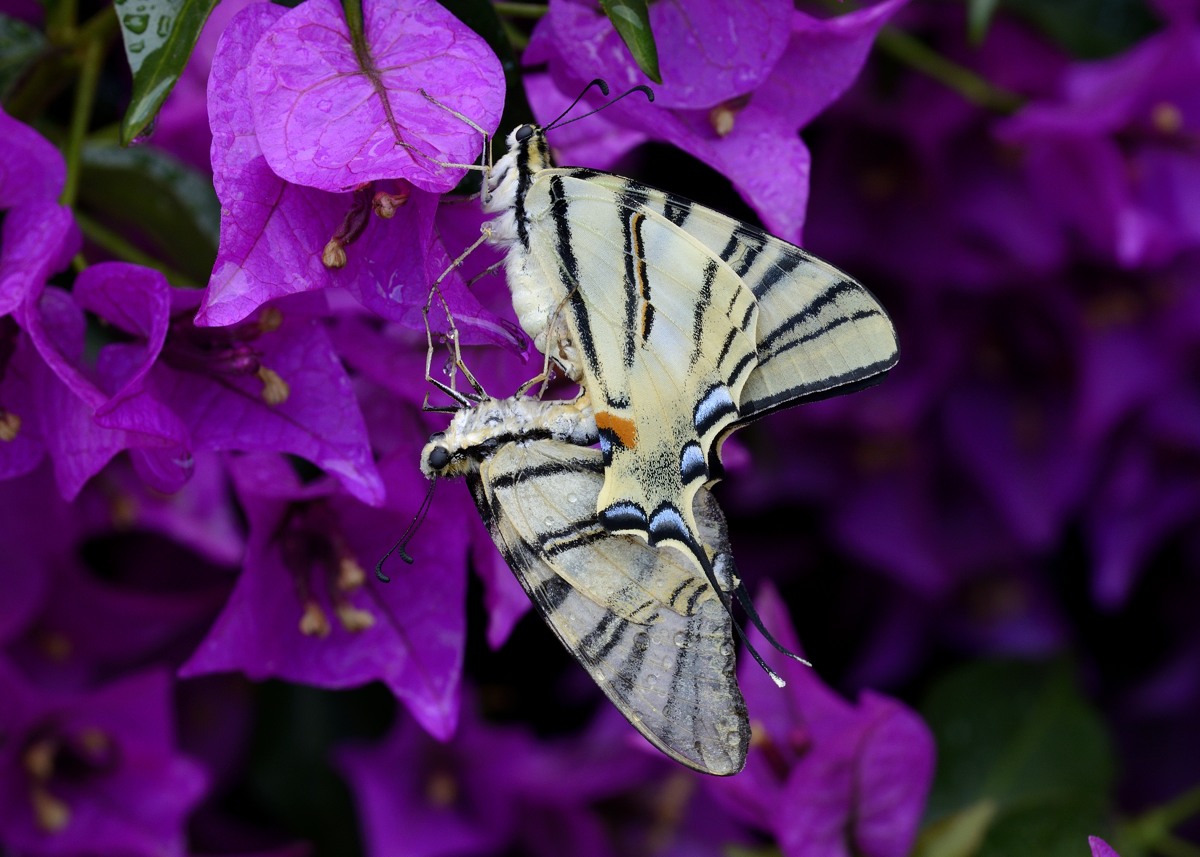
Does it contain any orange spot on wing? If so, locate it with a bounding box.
[595,412,638,449]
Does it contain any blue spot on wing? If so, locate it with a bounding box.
[599,501,647,533]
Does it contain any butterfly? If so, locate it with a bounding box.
[474,83,900,564]
[419,394,750,775]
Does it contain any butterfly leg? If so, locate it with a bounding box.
[416,88,494,202]
[422,226,499,400]
[421,300,487,410]
[514,289,582,398]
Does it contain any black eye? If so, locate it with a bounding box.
[428,446,451,471]
[515,124,535,142]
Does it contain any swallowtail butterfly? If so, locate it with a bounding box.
[477,89,899,564]
[420,395,750,775]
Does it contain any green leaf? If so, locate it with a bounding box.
[0,15,48,100]
[115,0,219,145]
[914,799,1000,857]
[966,0,1002,44]
[78,141,220,284]
[600,0,661,84]
[916,660,1116,857]
[1000,0,1157,59]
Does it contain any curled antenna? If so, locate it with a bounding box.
[545,81,655,133]
[375,477,438,582]
[546,78,611,129]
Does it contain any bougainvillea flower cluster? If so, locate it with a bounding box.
[2,0,1198,854]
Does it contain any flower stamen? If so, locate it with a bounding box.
[30,786,71,832]
[281,502,375,637]
[373,185,411,219]
[323,185,374,269]
[299,600,332,638]
[257,366,290,405]
[1152,101,1183,135]
[708,94,751,137]
[163,312,289,405]
[0,410,20,441]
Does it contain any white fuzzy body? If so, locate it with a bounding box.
[421,396,596,479]
[481,128,581,378]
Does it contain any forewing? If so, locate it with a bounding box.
[468,439,749,776]
[572,171,901,424]
[523,171,760,554]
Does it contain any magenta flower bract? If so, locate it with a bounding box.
[0,108,78,319]
[523,0,909,242]
[709,585,934,857]
[181,446,470,739]
[200,0,520,354]
[1090,836,1122,857]
[0,662,207,857]
[999,20,1200,268]
[337,701,661,857]
[248,0,504,194]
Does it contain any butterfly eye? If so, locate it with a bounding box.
[427,446,451,471]
[515,124,535,142]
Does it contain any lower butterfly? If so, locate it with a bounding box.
[419,394,750,775]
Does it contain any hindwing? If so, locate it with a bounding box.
[520,170,760,557]
[484,124,899,566]
[470,438,748,776]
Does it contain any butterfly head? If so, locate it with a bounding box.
[420,431,468,479]
[485,124,554,205]
[508,124,552,168]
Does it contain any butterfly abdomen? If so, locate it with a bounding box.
[420,397,597,479]
[483,126,588,377]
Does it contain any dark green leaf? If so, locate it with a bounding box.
[0,15,48,100]
[600,0,661,84]
[79,142,220,284]
[115,0,219,144]
[967,0,1001,44]
[916,660,1115,857]
[1000,0,1158,59]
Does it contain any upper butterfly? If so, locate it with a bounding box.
[474,84,899,562]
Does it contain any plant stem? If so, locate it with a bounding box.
[1156,834,1200,857]
[60,35,104,208]
[342,0,367,61]
[45,0,78,43]
[73,211,198,286]
[1152,783,1200,830]
[500,17,530,51]
[875,26,1024,114]
[1124,782,1200,857]
[78,3,119,45]
[493,2,547,19]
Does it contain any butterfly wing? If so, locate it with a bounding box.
[566,171,901,426]
[521,170,761,556]
[467,438,749,776]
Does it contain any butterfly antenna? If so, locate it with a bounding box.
[546,84,655,132]
[375,477,438,582]
[546,78,611,130]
